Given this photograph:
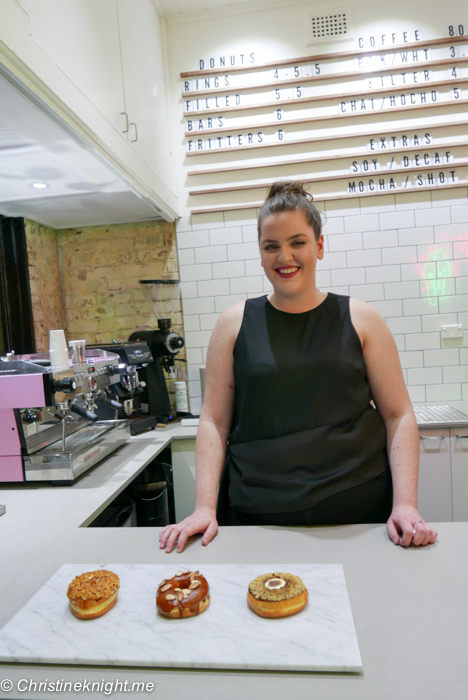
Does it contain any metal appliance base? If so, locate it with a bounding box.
[23,420,131,483]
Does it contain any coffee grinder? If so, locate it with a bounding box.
[128,280,184,424]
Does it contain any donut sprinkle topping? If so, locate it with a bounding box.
[67,570,120,602]
[248,572,305,601]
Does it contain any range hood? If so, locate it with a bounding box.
[0,67,170,229]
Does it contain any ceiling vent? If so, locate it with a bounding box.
[307,8,353,45]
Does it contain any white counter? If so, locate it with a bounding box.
[1,423,467,698]
[0,523,467,699]
[0,424,196,596]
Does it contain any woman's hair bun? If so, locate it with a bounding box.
[258,180,322,241]
[266,181,312,201]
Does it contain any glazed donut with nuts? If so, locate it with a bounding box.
[67,570,120,620]
[247,572,308,618]
[156,570,210,618]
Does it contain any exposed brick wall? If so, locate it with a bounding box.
[57,220,187,408]
[57,221,180,342]
[24,220,63,353]
[25,219,187,410]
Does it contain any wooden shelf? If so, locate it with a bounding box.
[187,121,468,175]
[189,181,468,215]
[181,35,468,78]
[189,158,468,196]
[185,99,468,156]
[185,77,468,135]
[182,56,468,99]
[182,33,468,211]
[184,78,468,119]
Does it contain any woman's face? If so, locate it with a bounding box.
[259,210,324,298]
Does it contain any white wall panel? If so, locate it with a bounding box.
[167,0,468,409]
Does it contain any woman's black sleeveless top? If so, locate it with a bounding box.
[226,293,389,513]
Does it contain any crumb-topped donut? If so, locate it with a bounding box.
[247,572,308,618]
[67,570,120,620]
[156,569,210,618]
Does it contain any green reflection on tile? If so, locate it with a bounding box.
[422,248,451,303]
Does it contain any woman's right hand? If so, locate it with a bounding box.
[158,304,242,555]
[159,507,218,553]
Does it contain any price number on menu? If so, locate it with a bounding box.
[448,24,466,36]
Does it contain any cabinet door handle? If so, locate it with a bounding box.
[419,435,445,440]
[121,112,129,134]
[129,122,138,142]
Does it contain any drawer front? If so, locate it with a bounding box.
[418,429,452,522]
[450,428,468,522]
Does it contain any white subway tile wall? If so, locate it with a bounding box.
[177,193,468,413]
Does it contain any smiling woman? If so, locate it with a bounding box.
[159,181,438,553]
[258,201,324,312]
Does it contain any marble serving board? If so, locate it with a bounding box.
[0,564,362,672]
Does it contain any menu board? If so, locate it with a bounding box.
[180,24,468,214]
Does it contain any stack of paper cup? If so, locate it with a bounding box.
[49,329,70,370]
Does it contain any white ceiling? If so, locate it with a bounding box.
[0,0,269,229]
[0,70,166,229]
[155,0,256,17]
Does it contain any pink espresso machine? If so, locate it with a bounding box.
[0,349,131,484]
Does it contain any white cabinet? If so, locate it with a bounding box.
[450,427,468,521]
[418,427,468,522]
[18,0,126,136]
[418,429,453,522]
[171,439,196,523]
[2,0,179,216]
[117,0,177,196]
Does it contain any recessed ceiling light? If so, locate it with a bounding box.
[29,182,51,190]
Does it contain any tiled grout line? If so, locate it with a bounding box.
[177,197,468,412]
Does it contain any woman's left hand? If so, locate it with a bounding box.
[387,505,438,547]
